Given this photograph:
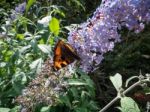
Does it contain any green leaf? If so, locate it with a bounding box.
[81,91,86,101]
[75,107,88,112]
[39,39,45,44]
[40,106,50,112]
[72,0,85,11]
[59,95,71,108]
[110,73,122,92]
[38,44,51,54]
[65,24,79,32]
[12,72,26,94]
[0,40,4,44]
[29,58,43,74]
[21,73,27,85]
[0,62,6,68]
[49,17,60,36]
[70,87,79,98]
[0,108,10,112]
[16,34,24,40]
[30,39,38,53]
[38,16,51,27]
[9,106,20,112]
[19,45,31,54]
[4,50,13,61]
[89,101,99,110]
[120,97,140,112]
[68,79,87,86]
[84,76,94,88]
[26,0,36,15]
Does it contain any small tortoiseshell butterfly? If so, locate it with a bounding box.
[53,40,80,71]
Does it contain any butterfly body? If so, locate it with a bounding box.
[53,40,80,71]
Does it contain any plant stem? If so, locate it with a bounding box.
[99,79,149,112]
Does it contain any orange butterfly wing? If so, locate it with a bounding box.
[53,40,80,71]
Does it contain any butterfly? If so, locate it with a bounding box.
[53,39,80,71]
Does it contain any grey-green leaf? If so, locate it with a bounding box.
[29,58,43,74]
[0,108,10,112]
[120,97,140,112]
[38,44,51,54]
[110,73,122,91]
[40,106,50,112]
[68,79,87,86]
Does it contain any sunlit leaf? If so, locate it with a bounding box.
[49,36,55,45]
[26,0,36,14]
[49,17,60,36]
[4,50,13,61]
[16,34,24,40]
[39,39,45,44]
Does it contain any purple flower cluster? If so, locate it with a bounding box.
[11,2,26,20]
[16,59,68,111]
[68,0,150,72]
[15,2,26,14]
